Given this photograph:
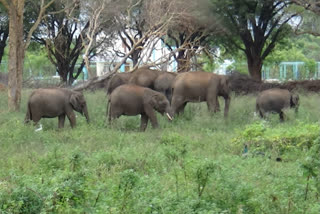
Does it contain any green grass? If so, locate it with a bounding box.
[0,90,320,213]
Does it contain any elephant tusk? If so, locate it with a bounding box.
[166,113,173,121]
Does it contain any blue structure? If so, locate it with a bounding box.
[82,67,88,80]
[262,61,319,81]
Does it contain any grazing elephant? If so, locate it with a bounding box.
[108,84,173,131]
[171,71,231,117]
[256,88,299,121]
[25,88,90,128]
[107,72,133,95]
[129,67,177,102]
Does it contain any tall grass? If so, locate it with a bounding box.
[0,89,320,213]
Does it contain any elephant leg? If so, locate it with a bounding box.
[172,96,186,115]
[66,111,76,128]
[140,114,149,131]
[206,93,219,113]
[259,110,264,118]
[58,114,66,128]
[214,97,220,112]
[176,102,187,115]
[144,104,158,129]
[279,111,285,122]
[108,106,122,126]
[31,114,41,127]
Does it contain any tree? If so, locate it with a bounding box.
[34,1,86,85]
[161,0,222,72]
[212,0,296,81]
[0,4,9,65]
[73,0,180,90]
[0,0,54,111]
[111,0,148,67]
[291,0,320,14]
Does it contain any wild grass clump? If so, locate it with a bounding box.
[1,90,320,213]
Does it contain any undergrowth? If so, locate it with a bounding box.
[0,90,320,213]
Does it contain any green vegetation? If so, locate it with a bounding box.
[1,90,320,213]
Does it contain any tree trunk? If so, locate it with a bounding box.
[8,0,25,111]
[0,31,9,65]
[131,50,140,67]
[247,55,262,82]
[177,50,191,73]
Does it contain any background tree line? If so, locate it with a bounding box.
[1,0,320,111]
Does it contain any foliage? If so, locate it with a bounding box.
[211,0,295,80]
[233,121,320,155]
[1,90,320,213]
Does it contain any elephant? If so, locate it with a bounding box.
[154,72,177,103]
[25,88,90,128]
[129,67,177,102]
[171,71,231,117]
[107,72,133,95]
[108,84,173,131]
[256,88,299,121]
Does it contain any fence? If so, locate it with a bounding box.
[262,62,320,81]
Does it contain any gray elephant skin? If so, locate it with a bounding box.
[25,88,90,128]
[171,71,231,117]
[108,84,173,131]
[256,88,299,121]
[107,72,133,95]
[129,67,177,102]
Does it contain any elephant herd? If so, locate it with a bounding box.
[24,68,300,131]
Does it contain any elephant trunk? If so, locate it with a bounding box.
[224,96,230,118]
[83,105,90,123]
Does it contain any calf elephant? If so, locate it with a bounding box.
[25,88,90,128]
[256,88,299,121]
[108,84,173,131]
[171,71,231,117]
[129,67,177,102]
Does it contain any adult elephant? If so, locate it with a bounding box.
[256,88,299,121]
[108,84,173,131]
[129,67,177,102]
[171,71,231,117]
[154,72,177,102]
[25,88,90,128]
[107,72,133,95]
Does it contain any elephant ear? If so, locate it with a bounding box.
[290,93,299,107]
[70,93,80,109]
[143,89,164,108]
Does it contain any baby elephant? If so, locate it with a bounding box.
[25,88,90,128]
[108,84,173,131]
[256,88,299,121]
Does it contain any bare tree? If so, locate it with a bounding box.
[109,0,155,67]
[74,0,179,90]
[160,0,222,72]
[0,0,54,111]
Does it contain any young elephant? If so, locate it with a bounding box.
[108,84,173,131]
[25,88,90,128]
[256,88,299,121]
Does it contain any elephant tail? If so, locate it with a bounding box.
[106,96,112,120]
[24,102,32,123]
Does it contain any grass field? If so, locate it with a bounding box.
[1,89,320,213]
